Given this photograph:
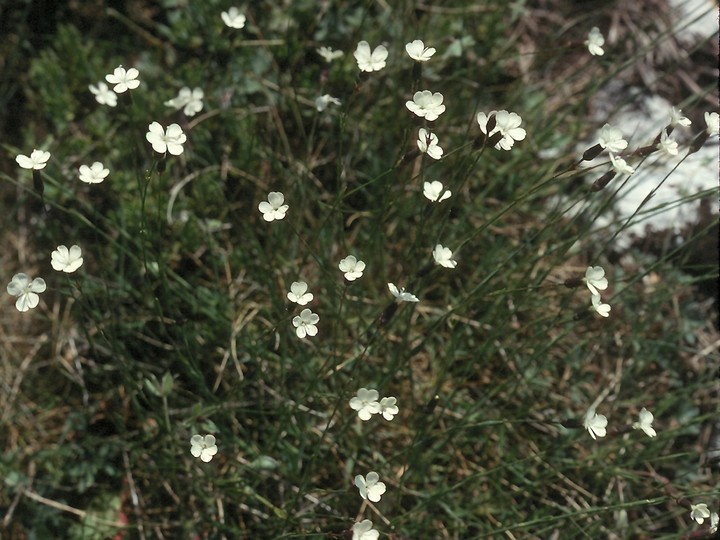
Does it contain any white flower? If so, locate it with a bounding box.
[349,388,381,421]
[476,110,526,150]
[388,282,419,302]
[190,434,218,462]
[583,408,608,439]
[315,94,341,112]
[105,65,139,93]
[146,122,187,155]
[705,112,719,136]
[405,39,436,62]
[669,107,691,128]
[165,87,204,116]
[417,128,443,160]
[656,129,678,156]
[406,90,446,121]
[710,512,719,534]
[585,27,605,56]
[379,396,398,421]
[598,123,628,154]
[353,41,388,72]
[632,408,656,437]
[221,7,246,29]
[591,294,611,318]
[258,191,289,222]
[352,519,379,540]
[16,149,51,170]
[432,244,457,268]
[292,308,319,339]
[78,162,109,184]
[317,46,344,62]
[51,245,83,273]
[583,266,608,296]
[423,180,451,202]
[89,82,117,107]
[690,503,711,525]
[609,153,634,175]
[6,273,46,312]
[354,471,386,503]
[287,281,313,305]
[339,255,365,281]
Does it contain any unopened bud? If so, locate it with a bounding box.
[688,131,709,155]
[564,277,583,289]
[633,145,656,157]
[487,131,504,148]
[591,171,616,192]
[582,144,603,161]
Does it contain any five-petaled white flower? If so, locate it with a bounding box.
[585,27,605,56]
[89,82,117,107]
[609,153,634,175]
[583,266,608,296]
[423,180,451,202]
[656,129,678,156]
[190,434,218,462]
[591,294,611,317]
[352,519,379,540]
[221,7,246,29]
[315,94,341,112]
[258,192,289,222]
[405,39,436,62]
[690,503,711,525]
[379,396,399,421]
[146,122,187,156]
[417,128,443,160]
[16,149,51,170]
[406,90,446,121]
[705,112,719,136]
[287,281,313,305]
[353,41,388,72]
[51,245,84,273]
[78,162,109,184]
[669,107,691,128]
[7,273,46,312]
[292,308,319,338]
[354,471,386,503]
[476,110,527,151]
[105,65,140,93]
[433,244,457,268]
[388,283,419,302]
[349,388,381,421]
[632,408,656,437]
[339,255,365,281]
[583,408,608,439]
[165,87,204,116]
[317,46,344,62]
[598,124,628,154]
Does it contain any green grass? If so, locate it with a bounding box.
[1,1,718,538]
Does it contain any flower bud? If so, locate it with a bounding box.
[591,171,615,192]
[582,144,603,161]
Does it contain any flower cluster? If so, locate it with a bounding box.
[349,388,399,421]
[582,406,658,440]
[476,110,526,150]
[583,266,611,318]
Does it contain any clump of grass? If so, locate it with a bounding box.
[1,1,718,539]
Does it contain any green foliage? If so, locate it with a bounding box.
[1,1,718,539]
